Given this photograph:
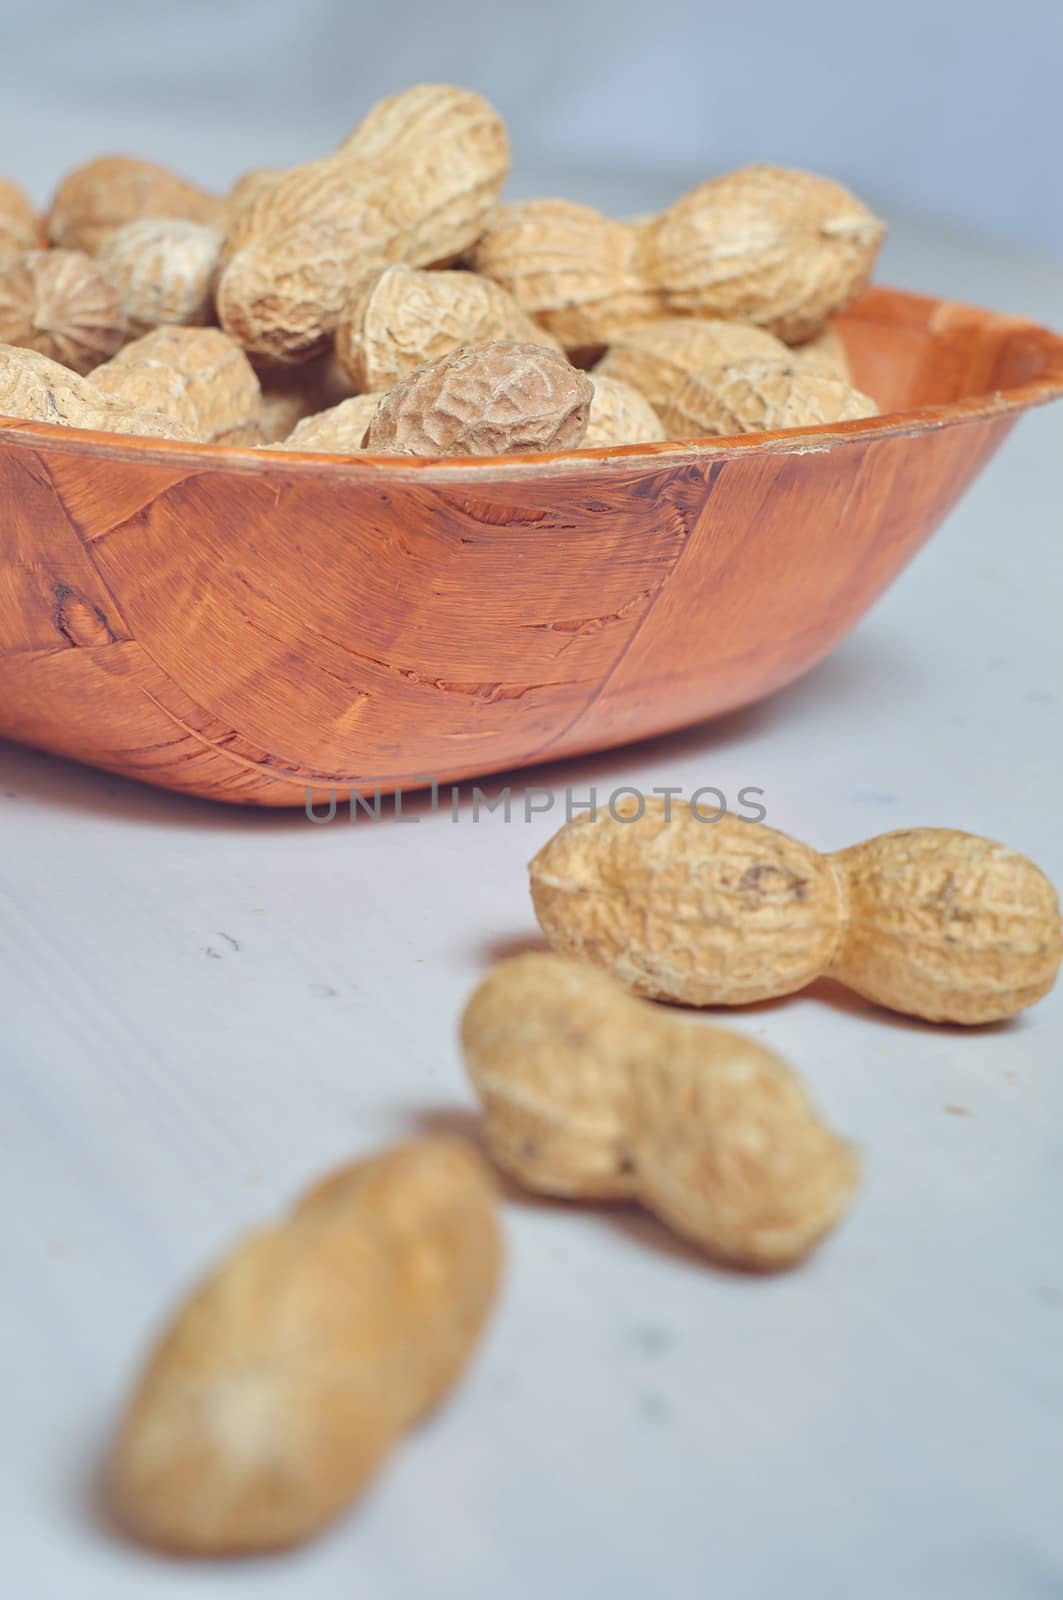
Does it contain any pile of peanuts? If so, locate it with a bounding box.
[0,84,886,456]
[109,801,1061,1557]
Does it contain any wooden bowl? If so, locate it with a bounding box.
[2,284,1061,807]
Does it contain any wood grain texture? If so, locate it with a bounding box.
[0,285,1061,806]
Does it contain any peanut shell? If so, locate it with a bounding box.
[594,316,788,415]
[462,952,859,1269]
[94,326,262,445]
[0,249,126,374]
[99,219,222,335]
[790,321,853,383]
[219,167,283,232]
[0,176,39,268]
[582,374,665,447]
[472,199,658,355]
[256,351,355,444]
[217,85,510,363]
[335,263,561,393]
[0,342,191,440]
[47,155,221,255]
[829,829,1063,1024]
[531,801,1062,1024]
[662,360,877,439]
[365,340,592,457]
[530,799,847,1006]
[640,165,885,343]
[109,1137,502,1555]
[270,392,384,454]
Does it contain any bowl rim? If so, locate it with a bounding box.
[2,284,1061,483]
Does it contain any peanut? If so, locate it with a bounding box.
[335,263,561,394]
[98,219,222,336]
[219,166,283,231]
[593,316,789,416]
[462,953,859,1269]
[269,392,384,453]
[365,340,593,457]
[256,351,356,444]
[530,801,1063,1024]
[0,249,126,374]
[639,165,886,343]
[109,1136,502,1555]
[582,374,665,447]
[0,342,192,439]
[472,199,657,357]
[47,155,221,255]
[790,321,853,383]
[217,85,510,363]
[662,360,877,438]
[93,326,262,445]
[0,176,39,268]
[474,169,883,357]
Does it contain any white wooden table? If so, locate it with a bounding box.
[1,216,1061,1599]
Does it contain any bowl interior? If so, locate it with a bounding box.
[839,288,1061,416]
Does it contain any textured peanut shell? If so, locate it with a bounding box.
[582,374,665,447]
[335,264,561,393]
[0,249,126,374]
[462,953,859,1269]
[0,176,39,268]
[270,392,384,453]
[829,829,1063,1024]
[256,352,356,444]
[790,322,853,383]
[47,155,221,255]
[94,326,262,445]
[0,342,191,439]
[531,799,847,1006]
[109,1137,502,1555]
[217,86,510,363]
[99,219,222,335]
[219,167,283,232]
[366,340,592,457]
[640,165,886,343]
[472,199,658,355]
[594,317,788,416]
[663,360,877,439]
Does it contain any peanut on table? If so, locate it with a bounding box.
[530,800,1062,1024]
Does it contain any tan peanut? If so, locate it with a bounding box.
[463,953,859,1269]
[662,360,877,438]
[790,321,853,383]
[217,85,510,363]
[593,317,789,416]
[98,219,222,335]
[0,249,126,374]
[94,326,262,445]
[256,352,356,444]
[582,374,665,447]
[472,199,657,356]
[639,165,885,343]
[47,155,221,255]
[269,392,384,453]
[0,176,39,268]
[0,342,192,439]
[366,340,592,457]
[335,263,561,393]
[219,167,283,231]
[530,800,1063,1024]
[109,1137,502,1555]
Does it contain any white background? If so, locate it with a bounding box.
[2,0,1062,248]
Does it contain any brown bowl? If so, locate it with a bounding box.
[1,284,1061,807]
